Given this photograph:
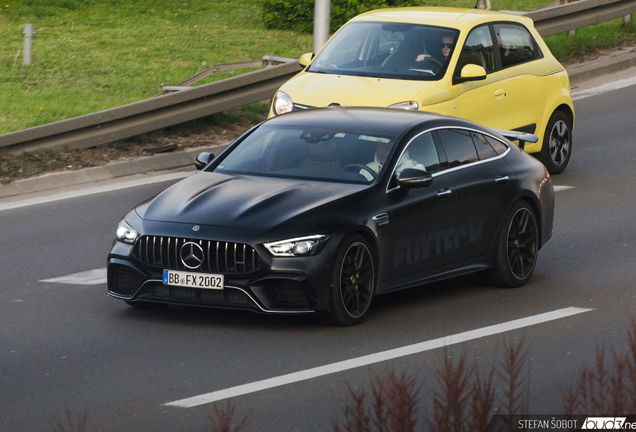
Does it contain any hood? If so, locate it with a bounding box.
[282,72,439,107]
[139,172,367,231]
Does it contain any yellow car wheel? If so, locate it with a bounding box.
[539,111,572,175]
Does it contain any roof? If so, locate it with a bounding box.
[350,7,533,30]
[264,107,476,137]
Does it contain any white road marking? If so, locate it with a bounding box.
[164,306,593,408]
[572,75,636,101]
[40,268,107,285]
[554,185,576,192]
[0,172,191,212]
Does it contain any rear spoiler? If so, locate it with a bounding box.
[493,129,538,151]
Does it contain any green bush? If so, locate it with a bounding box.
[259,0,423,34]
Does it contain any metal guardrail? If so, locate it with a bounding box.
[503,0,636,37]
[1,0,634,153]
[0,59,301,153]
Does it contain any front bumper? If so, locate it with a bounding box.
[107,233,341,314]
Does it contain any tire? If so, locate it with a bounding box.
[538,111,572,175]
[478,201,539,288]
[326,235,376,326]
[125,300,169,310]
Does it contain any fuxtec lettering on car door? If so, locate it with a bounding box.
[386,131,459,281]
[435,128,517,262]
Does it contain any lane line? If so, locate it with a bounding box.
[40,268,107,285]
[554,185,576,192]
[164,306,593,408]
[572,75,636,101]
[0,172,191,212]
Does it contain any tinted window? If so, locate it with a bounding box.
[215,126,396,184]
[456,25,495,75]
[397,132,441,174]
[494,23,537,68]
[485,135,509,155]
[436,129,479,168]
[472,133,498,160]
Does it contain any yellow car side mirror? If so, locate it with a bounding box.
[458,64,487,83]
[299,53,315,68]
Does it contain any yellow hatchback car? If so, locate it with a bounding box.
[270,7,574,174]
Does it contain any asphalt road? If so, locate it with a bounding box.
[2,80,636,432]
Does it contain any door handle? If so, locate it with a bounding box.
[437,188,452,198]
[495,89,506,97]
[495,175,509,184]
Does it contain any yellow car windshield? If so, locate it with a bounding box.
[309,22,459,81]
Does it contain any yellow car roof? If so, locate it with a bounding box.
[351,7,534,30]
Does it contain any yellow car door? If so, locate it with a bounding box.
[494,23,549,135]
[449,24,509,130]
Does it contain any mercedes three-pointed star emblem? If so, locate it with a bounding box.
[180,242,204,269]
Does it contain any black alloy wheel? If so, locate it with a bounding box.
[328,235,376,326]
[506,206,538,281]
[478,201,538,288]
[539,111,572,175]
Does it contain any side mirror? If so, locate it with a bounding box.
[398,168,433,189]
[299,53,315,68]
[455,64,487,84]
[195,152,214,171]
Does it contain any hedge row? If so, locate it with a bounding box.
[259,0,423,34]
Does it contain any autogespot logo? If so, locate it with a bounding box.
[180,242,204,269]
[582,417,629,429]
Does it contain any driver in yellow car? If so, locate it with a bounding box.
[416,34,455,62]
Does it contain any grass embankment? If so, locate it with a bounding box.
[1,0,634,134]
[0,0,313,134]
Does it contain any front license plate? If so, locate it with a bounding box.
[163,270,224,290]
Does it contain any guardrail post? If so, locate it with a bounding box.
[625,14,633,27]
[476,0,491,10]
[313,0,330,55]
[23,24,33,66]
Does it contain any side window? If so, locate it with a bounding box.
[397,132,441,174]
[485,135,509,155]
[494,23,537,68]
[456,25,495,75]
[472,133,498,160]
[436,129,479,168]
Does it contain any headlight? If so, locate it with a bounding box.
[264,235,330,257]
[273,91,294,116]
[116,220,139,244]
[388,101,419,110]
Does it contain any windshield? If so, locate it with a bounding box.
[308,21,459,80]
[213,125,397,184]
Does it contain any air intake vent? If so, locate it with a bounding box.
[108,264,144,296]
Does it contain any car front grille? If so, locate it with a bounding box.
[133,236,261,273]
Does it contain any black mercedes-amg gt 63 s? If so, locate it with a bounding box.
[107,107,554,325]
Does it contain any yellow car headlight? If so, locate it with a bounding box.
[389,101,419,110]
[274,91,294,116]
